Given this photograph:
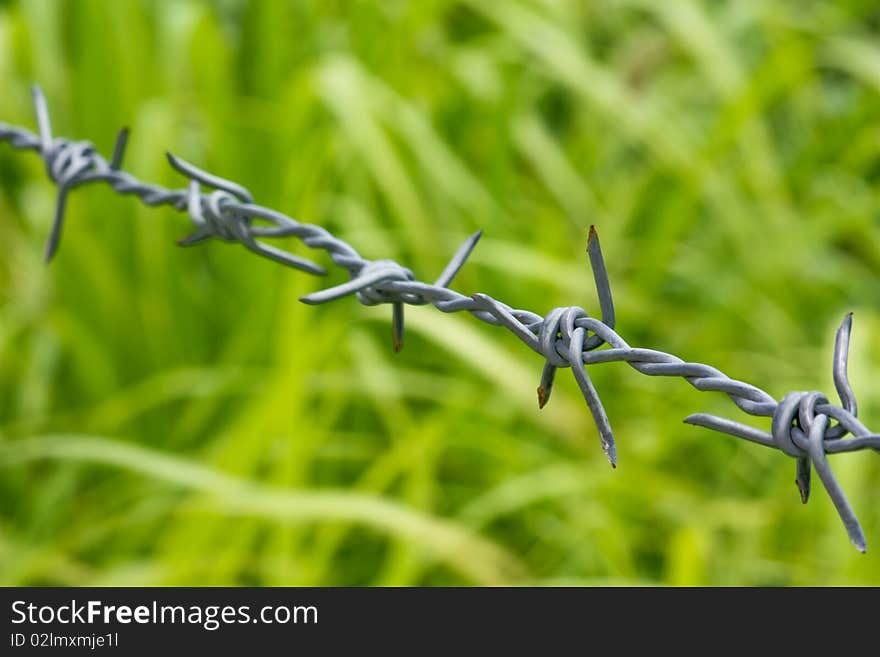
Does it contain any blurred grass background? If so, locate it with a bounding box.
[0,0,879,585]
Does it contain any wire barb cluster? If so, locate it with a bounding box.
[1,86,878,551]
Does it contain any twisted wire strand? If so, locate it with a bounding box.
[1,86,878,552]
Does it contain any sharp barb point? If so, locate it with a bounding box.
[537,386,547,409]
[832,310,857,420]
[538,362,556,410]
[110,126,130,170]
[796,456,811,504]
[435,230,483,288]
[176,231,211,247]
[585,224,615,330]
[852,531,867,553]
[392,302,405,353]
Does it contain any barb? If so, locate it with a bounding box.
[1,86,878,551]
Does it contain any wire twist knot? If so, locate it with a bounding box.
[538,306,607,367]
[43,138,99,188]
[165,152,327,276]
[765,390,868,551]
[353,260,418,306]
[772,391,833,457]
[186,188,248,242]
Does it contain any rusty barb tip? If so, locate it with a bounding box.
[537,386,548,409]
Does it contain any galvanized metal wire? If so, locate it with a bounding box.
[2,86,878,552]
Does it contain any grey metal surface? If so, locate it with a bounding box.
[2,86,877,551]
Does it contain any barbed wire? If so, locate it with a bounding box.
[1,86,878,552]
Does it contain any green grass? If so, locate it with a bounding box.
[0,0,879,586]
